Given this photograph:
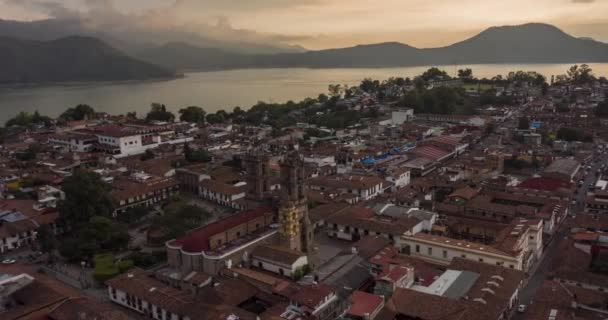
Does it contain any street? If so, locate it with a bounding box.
[511,148,607,319]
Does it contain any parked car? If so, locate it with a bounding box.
[2,259,16,264]
[517,304,527,313]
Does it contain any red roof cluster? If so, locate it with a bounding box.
[517,177,572,191]
[170,206,273,253]
[347,291,383,317]
[409,146,451,161]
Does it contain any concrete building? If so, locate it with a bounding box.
[250,245,309,278]
[400,218,543,271]
[166,206,277,275]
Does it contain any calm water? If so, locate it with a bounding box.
[0,63,607,124]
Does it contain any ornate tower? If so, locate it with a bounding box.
[243,150,270,201]
[279,151,313,253]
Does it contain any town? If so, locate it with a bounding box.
[1,65,608,320]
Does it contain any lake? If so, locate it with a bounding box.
[0,63,607,124]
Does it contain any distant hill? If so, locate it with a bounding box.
[0,18,305,55]
[421,23,608,64]
[135,42,252,71]
[141,23,608,71]
[0,36,175,85]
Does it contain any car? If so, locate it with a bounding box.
[517,304,527,313]
[2,259,16,264]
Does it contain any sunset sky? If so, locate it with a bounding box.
[1,0,607,49]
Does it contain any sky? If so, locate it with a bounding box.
[0,0,607,50]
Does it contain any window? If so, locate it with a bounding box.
[479,258,484,262]
[461,254,467,259]
[442,250,448,259]
[236,231,241,237]
[509,265,514,269]
[529,235,534,240]
[415,245,420,253]
[427,247,433,255]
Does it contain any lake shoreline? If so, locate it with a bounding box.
[0,63,606,124]
[0,75,184,90]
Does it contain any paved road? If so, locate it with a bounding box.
[573,150,608,213]
[511,150,606,319]
[511,226,567,319]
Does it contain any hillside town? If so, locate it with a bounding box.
[2,65,608,320]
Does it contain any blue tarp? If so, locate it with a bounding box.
[361,157,376,164]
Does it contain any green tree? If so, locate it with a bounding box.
[179,106,206,123]
[419,67,451,82]
[184,143,212,163]
[60,104,95,121]
[596,101,608,118]
[457,68,473,80]
[17,143,42,161]
[328,84,343,97]
[146,103,175,122]
[206,112,226,124]
[58,169,115,226]
[566,64,595,85]
[36,224,57,253]
[140,149,155,161]
[6,111,52,127]
[151,200,211,240]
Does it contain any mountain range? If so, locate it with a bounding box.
[0,22,607,84]
[0,36,174,85]
[137,23,608,70]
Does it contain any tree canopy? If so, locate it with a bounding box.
[6,111,52,127]
[179,106,206,123]
[60,104,96,121]
[146,103,175,122]
[151,199,212,241]
[58,169,115,226]
[184,143,212,163]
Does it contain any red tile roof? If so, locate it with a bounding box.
[409,146,451,162]
[347,291,383,317]
[517,177,572,191]
[170,206,273,253]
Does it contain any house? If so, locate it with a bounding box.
[111,175,180,215]
[541,158,581,183]
[251,245,309,279]
[344,291,385,320]
[400,218,543,271]
[0,210,39,253]
[384,257,525,320]
[385,167,411,189]
[325,206,428,247]
[198,179,246,210]
[283,284,342,320]
[307,175,385,201]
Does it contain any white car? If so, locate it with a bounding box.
[517,304,527,313]
[2,259,16,264]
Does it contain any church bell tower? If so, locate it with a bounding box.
[278,151,313,253]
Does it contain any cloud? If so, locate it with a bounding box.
[0,0,311,51]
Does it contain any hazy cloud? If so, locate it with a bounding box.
[0,0,311,50]
[1,0,607,49]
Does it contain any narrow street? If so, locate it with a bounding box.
[511,149,606,319]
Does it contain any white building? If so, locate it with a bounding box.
[400,218,543,271]
[307,175,385,201]
[385,168,411,189]
[198,180,246,210]
[250,245,308,278]
[391,109,414,125]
